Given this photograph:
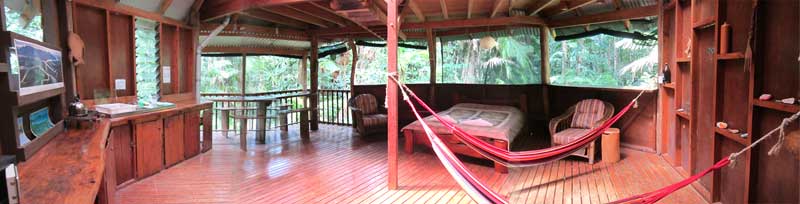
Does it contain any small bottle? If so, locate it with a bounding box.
[662,63,671,84]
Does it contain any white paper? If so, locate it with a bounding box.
[162,66,171,84]
[115,79,126,90]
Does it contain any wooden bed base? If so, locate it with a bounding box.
[403,94,528,174]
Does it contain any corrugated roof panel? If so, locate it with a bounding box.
[200,36,311,50]
[119,0,162,13]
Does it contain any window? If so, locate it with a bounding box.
[134,18,160,102]
[547,34,658,89]
[354,42,430,85]
[4,0,43,41]
[245,55,302,93]
[437,28,541,85]
[319,49,351,90]
[200,56,241,93]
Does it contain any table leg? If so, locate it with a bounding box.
[300,110,310,143]
[256,102,267,144]
[221,110,230,138]
[280,105,289,132]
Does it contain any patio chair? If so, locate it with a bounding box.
[549,99,615,164]
[349,94,387,136]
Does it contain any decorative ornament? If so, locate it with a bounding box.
[716,122,729,129]
[479,36,497,50]
[758,94,772,101]
[780,97,796,105]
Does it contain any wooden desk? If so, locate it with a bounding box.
[18,120,111,204]
[205,92,312,143]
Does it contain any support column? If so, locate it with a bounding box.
[386,0,399,190]
[426,28,437,107]
[348,38,358,95]
[310,34,320,130]
[539,26,551,119]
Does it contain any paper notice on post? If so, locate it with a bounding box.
[115,79,126,90]
[162,66,171,84]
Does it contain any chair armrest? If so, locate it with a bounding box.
[549,106,576,136]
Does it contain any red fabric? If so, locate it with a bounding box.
[608,158,731,204]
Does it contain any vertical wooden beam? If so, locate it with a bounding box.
[348,38,358,95]
[386,0,399,190]
[310,34,320,130]
[240,53,246,95]
[426,28,437,106]
[467,0,474,19]
[439,0,449,19]
[539,26,550,119]
[57,0,77,99]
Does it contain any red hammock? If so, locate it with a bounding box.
[403,83,637,167]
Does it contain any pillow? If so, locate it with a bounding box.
[570,99,606,129]
[461,118,494,127]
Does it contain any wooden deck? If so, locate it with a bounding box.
[115,125,707,204]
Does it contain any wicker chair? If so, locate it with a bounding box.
[549,99,614,164]
[349,94,387,136]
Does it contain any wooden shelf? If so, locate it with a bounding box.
[676,57,691,63]
[663,83,675,89]
[676,111,691,120]
[715,127,749,146]
[753,99,800,113]
[693,18,716,29]
[717,52,745,60]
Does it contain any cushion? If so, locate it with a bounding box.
[570,99,606,129]
[354,94,379,115]
[460,118,493,127]
[362,114,387,128]
[552,128,591,145]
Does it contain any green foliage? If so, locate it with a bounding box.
[246,55,302,93]
[548,34,657,89]
[437,29,542,84]
[200,56,241,93]
[134,19,160,102]
[4,6,43,41]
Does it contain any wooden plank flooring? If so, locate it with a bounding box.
[115,125,707,204]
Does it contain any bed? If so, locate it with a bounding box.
[402,94,528,173]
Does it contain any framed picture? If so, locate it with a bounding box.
[9,38,63,96]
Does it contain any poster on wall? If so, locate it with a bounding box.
[10,38,63,96]
[29,107,54,137]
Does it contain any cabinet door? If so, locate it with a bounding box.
[184,110,201,158]
[97,134,116,204]
[111,125,135,185]
[164,114,185,167]
[202,109,213,152]
[135,119,163,178]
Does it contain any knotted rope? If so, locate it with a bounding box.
[728,111,800,167]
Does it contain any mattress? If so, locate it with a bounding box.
[402,103,526,143]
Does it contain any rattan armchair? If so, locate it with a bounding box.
[549,99,614,164]
[349,94,387,136]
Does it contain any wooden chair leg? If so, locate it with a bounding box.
[239,119,247,151]
[493,140,508,173]
[404,130,414,154]
[221,110,230,138]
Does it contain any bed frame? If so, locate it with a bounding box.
[403,93,528,173]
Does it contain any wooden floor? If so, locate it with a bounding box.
[115,125,707,204]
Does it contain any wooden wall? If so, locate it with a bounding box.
[354,84,658,151]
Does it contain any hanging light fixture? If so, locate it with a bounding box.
[479,35,497,50]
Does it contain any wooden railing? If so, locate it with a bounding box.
[201,89,352,132]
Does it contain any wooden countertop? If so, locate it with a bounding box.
[108,99,212,126]
[18,120,111,204]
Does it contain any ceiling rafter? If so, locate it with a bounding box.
[158,0,173,14]
[407,0,426,21]
[541,0,597,17]
[547,5,657,28]
[528,0,557,16]
[369,0,407,40]
[285,5,347,27]
[201,0,324,21]
[490,0,506,18]
[200,23,310,41]
[239,9,310,29]
[262,7,335,28]
[308,2,383,40]
[402,16,545,30]
[439,0,449,19]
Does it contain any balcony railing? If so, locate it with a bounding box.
[201,89,352,132]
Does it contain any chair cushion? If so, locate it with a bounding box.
[354,94,379,115]
[552,128,591,145]
[570,99,606,129]
[362,114,387,128]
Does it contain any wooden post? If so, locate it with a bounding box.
[348,38,358,95]
[539,26,551,119]
[310,34,320,130]
[426,28,437,107]
[240,53,246,96]
[387,0,399,190]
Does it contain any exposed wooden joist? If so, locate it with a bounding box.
[199,23,310,41]
[439,0,449,19]
[202,46,308,56]
[286,4,347,27]
[490,0,506,18]
[528,0,557,16]
[547,5,657,28]
[402,16,545,29]
[262,7,334,28]
[541,0,597,17]
[467,0,474,19]
[407,0,426,21]
[73,0,188,27]
[239,9,310,29]
[159,0,173,14]
[308,2,383,40]
[370,1,407,40]
[200,0,323,21]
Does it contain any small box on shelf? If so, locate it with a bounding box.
[753,98,800,113]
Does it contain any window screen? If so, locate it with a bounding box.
[134,18,160,102]
[4,0,43,41]
[200,56,241,93]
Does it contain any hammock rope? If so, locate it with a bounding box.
[387,73,799,204]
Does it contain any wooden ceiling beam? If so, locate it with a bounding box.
[439,0,449,19]
[201,0,323,21]
[239,9,311,29]
[490,0,506,18]
[200,23,310,40]
[467,0,474,19]
[262,7,335,28]
[286,5,347,27]
[402,16,545,29]
[158,0,173,14]
[369,0,407,40]
[528,0,557,16]
[309,2,383,40]
[407,0,426,21]
[541,0,597,17]
[547,5,657,28]
[202,46,308,56]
